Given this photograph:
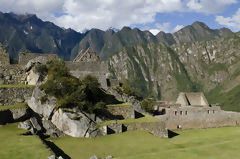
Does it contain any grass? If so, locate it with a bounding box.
[0,102,28,111]
[50,126,240,159]
[0,123,52,159]
[98,114,161,127]
[0,84,35,88]
[106,102,132,107]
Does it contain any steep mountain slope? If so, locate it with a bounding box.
[0,12,84,60]
[71,21,233,60]
[108,33,240,111]
[0,12,233,62]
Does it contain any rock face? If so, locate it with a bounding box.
[25,56,49,85]
[52,109,101,138]
[28,87,57,119]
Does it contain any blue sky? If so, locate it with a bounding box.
[0,0,240,35]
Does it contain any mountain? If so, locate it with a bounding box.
[0,12,84,60]
[108,32,240,111]
[71,21,233,60]
[0,12,233,61]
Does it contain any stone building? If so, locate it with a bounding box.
[156,92,240,130]
[0,44,10,67]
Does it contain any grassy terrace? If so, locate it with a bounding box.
[98,114,161,127]
[50,126,240,159]
[106,102,132,107]
[0,84,35,88]
[0,123,52,159]
[0,103,28,111]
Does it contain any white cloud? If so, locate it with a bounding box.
[149,23,184,35]
[0,0,184,32]
[149,29,161,35]
[173,25,184,32]
[186,0,237,14]
[216,8,240,31]
[0,0,237,32]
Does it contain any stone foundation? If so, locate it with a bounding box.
[107,105,135,119]
[126,122,168,138]
[0,87,34,105]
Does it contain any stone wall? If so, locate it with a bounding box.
[156,106,240,130]
[0,65,26,84]
[107,105,135,119]
[19,52,58,65]
[66,61,108,88]
[0,44,10,67]
[0,87,34,105]
[126,122,168,138]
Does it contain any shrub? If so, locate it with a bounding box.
[141,98,156,113]
[39,60,106,114]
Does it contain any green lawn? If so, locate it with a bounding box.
[98,114,161,127]
[50,126,240,159]
[0,84,35,88]
[0,102,28,111]
[0,123,52,159]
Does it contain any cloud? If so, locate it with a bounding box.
[0,0,238,32]
[216,8,240,31]
[173,25,184,32]
[149,23,184,35]
[186,0,237,14]
[0,0,184,32]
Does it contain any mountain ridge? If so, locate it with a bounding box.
[0,12,233,61]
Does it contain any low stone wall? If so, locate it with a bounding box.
[107,105,135,119]
[156,107,240,130]
[0,65,26,84]
[19,53,58,65]
[126,122,168,138]
[0,108,30,125]
[0,87,34,105]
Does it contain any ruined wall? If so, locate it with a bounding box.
[0,44,10,67]
[66,61,108,88]
[19,53,58,65]
[0,65,26,84]
[127,122,168,138]
[0,87,34,105]
[107,105,135,119]
[156,106,240,129]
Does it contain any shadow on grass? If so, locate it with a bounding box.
[168,130,179,138]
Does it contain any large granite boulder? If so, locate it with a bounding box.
[51,108,101,138]
[28,87,57,120]
[25,56,48,85]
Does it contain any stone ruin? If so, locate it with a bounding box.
[0,43,10,67]
[156,92,240,130]
[73,48,100,62]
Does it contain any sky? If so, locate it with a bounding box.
[0,0,240,35]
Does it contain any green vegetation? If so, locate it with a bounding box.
[106,102,132,107]
[207,85,240,112]
[50,126,240,159]
[37,59,106,113]
[141,98,156,113]
[0,84,34,88]
[0,102,28,111]
[98,114,160,127]
[0,123,52,159]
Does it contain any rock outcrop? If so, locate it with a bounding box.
[25,56,48,85]
[52,109,101,138]
[28,87,57,120]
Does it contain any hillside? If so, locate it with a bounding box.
[108,33,240,111]
[0,12,233,61]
